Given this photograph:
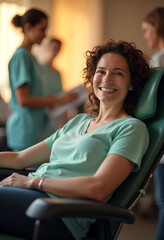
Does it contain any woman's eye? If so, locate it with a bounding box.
[96,70,105,74]
[113,72,123,76]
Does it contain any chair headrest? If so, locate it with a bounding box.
[134,67,164,120]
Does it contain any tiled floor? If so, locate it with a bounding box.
[117,180,158,240]
[118,215,157,240]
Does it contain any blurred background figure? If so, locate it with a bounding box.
[0,95,11,151]
[41,38,63,96]
[142,7,164,240]
[39,37,86,129]
[142,7,164,67]
[7,8,78,152]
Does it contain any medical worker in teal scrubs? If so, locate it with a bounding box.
[7,9,77,151]
[0,40,150,240]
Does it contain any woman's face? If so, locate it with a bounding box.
[93,53,132,107]
[142,21,160,49]
[26,18,48,44]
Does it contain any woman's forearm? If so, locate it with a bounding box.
[0,152,22,169]
[16,85,60,108]
[31,176,104,202]
[16,85,78,109]
[0,142,51,170]
[31,154,134,202]
[16,94,59,108]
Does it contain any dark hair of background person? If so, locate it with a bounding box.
[11,8,48,32]
[48,38,62,53]
[143,7,164,37]
[49,38,62,47]
[83,39,150,116]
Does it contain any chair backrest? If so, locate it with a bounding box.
[109,67,164,238]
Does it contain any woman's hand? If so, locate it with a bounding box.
[47,92,79,109]
[0,173,35,189]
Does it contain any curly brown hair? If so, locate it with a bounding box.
[83,40,150,116]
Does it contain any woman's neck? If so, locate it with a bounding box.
[21,38,33,52]
[158,38,164,51]
[86,105,128,133]
[96,104,128,124]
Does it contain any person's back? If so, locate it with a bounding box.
[39,37,82,129]
[40,38,63,96]
[142,7,164,240]
[40,65,63,96]
[0,95,10,151]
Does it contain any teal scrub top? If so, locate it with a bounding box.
[29,113,149,240]
[7,46,52,151]
[40,64,63,96]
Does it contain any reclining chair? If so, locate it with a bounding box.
[0,67,164,240]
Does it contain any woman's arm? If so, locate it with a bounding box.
[0,141,51,170]
[16,84,78,108]
[0,154,134,202]
[39,154,134,201]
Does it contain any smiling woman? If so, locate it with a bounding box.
[0,40,151,240]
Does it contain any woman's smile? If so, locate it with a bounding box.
[99,87,118,93]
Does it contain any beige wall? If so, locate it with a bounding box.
[51,0,104,90]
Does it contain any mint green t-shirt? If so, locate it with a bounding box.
[29,113,149,240]
[6,46,52,151]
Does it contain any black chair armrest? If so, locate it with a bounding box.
[0,167,35,181]
[26,197,135,224]
[0,123,6,128]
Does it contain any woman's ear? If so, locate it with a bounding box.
[24,22,32,32]
[128,84,133,91]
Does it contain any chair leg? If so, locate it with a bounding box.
[102,220,112,240]
[32,219,112,240]
[32,220,45,240]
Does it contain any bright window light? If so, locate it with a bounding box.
[0,2,25,102]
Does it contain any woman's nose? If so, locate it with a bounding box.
[102,72,113,83]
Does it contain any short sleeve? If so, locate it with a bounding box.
[44,128,64,149]
[108,120,149,172]
[150,52,164,67]
[9,50,32,89]
[44,115,77,149]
